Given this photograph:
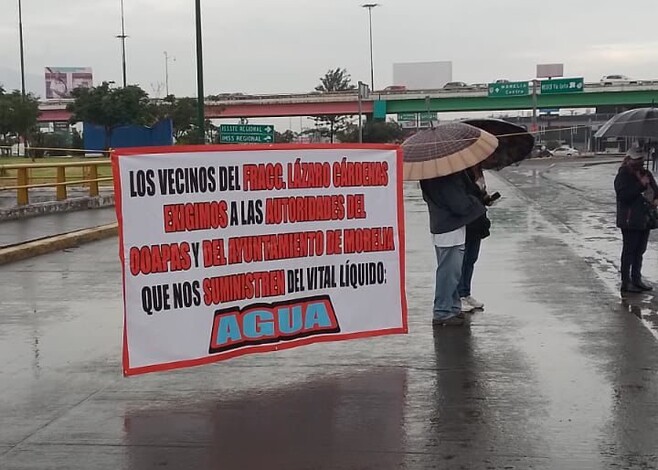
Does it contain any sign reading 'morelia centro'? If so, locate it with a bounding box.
[112,145,408,376]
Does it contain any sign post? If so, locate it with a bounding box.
[219,124,275,144]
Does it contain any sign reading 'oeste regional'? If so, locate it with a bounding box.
[220,124,274,144]
[488,81,530,97]
[112,145,407,376]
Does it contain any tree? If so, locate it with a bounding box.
[275,129,297,143]
[150,95,197,141]
[0,87,40,156]
[313,68,356,143]
[67,82,151,150]
[338,120,405,144]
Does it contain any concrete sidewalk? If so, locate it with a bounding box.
[0,207,117,248]
[1,173,657,469]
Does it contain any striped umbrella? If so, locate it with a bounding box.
[401,122,499,181]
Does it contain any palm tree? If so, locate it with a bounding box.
[313,68,356,143]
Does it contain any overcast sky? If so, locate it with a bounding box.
[2,0,658,99]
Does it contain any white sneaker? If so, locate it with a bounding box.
[464,295,484,310]
[460,298,476,313]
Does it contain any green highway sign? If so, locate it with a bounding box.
[397,113,417,122]
[398,113,437,126]
[219,124,274,144]
[488,81,530,97]
[540,78,584,94]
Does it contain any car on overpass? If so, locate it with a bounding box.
[552,145,580,157]
[443,81,470,90]
[382,85,407,92]
[600,75,639,86]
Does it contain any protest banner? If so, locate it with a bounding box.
[112,144,407,376]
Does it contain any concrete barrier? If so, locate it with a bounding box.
[0,222,118,266]
[0,195,115,222]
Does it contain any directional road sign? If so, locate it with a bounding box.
[219,124,274,144]
[540,78,584,94]
[397,113,417,122]
[488,81,530,97]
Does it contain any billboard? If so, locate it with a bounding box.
[45,67,93,99]
[536,63,564,79]
[392,61,452,90]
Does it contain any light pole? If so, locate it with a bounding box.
[17,0,25,97]
[361,3,379,92]
[164,51,173,96]
[117,0,128,87]
[357,81,369,143]
[195,0,205,143]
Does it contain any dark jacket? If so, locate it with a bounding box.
[464,171,491,240]
[420,172,485,234]
[614,164,655,230]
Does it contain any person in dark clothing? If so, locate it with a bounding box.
[420,171,485,327]
[458,165,494,312]
[614,147,658,293]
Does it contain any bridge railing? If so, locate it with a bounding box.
[0,159,113,206]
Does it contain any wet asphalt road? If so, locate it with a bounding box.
[1,159,657,469]
[0,207,117,248]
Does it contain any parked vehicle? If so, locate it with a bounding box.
[600,75,639,86]
[382,85,407,92]
[531,144,553,158]
[552,145,580,157]
[443,81,469,90]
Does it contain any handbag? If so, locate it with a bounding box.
[467,213,491,240]
[645,200,658,230]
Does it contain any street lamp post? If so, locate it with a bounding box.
[17,0,26,97]
[357,81,366,143]
[164,51,171,96]
[195,0,205,143]
[361,3,379,92]
[117,0,128,87]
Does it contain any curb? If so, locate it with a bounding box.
[0,223,118,266]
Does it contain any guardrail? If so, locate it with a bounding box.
[0,159,113,206]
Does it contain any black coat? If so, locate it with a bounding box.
[420,172,485,235]
[463,171,491,240]
[614,164,655,230]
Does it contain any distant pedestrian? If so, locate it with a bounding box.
[614,147,658,293]
[651,147,657,172]
[420,171,485,326]
[458,165,494,312]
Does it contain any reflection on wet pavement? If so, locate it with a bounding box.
[0,160,657,469]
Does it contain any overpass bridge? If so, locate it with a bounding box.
[37,82,658,123]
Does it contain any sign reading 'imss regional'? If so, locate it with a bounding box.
[112,145,408,376]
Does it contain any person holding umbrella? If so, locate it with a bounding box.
[402,123,498,327]
[458,119,534,312]
[615,146,658,293]
[458,164,493,312]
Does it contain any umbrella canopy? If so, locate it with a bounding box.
[462,119,535,170]
[402,122,498,181]
[595,107,658,139]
